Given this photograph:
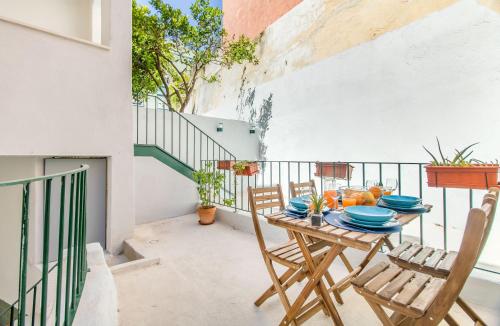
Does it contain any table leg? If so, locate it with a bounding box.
[280,232,344,326]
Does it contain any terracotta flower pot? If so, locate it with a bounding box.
[217,160,235,170]
[198,206,216,225]
[314,162,354,180]
[234,162,259,176]
[425,164,499,190]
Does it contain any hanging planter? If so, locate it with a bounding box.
[314,162,354,180]
[233,161,259,176]
[425,165,499,189]
[217,160,235,170]
[423,138,499,190]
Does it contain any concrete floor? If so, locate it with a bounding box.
[114,214,500,326]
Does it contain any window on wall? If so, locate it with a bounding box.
[0,0,110,46]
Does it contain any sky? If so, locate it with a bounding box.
[136,0,222,14]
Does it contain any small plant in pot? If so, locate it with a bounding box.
[193,162,232,225]
[310,193,326,227]
[423,138,499,189]
[232,160,259,176]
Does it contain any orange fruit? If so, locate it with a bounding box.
[350,192,364,205]
[369,186,383,199]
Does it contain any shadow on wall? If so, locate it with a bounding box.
[236,75,273,160]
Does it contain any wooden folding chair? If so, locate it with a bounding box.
[386,187,498,325]
[290,180,318,198]
[290,180,356,302]
[352,188,498,325]
[248,185,340,324]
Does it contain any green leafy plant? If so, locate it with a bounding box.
[232,160,249,173]
[132,0,259,112]
[192,162,226,208]
[423,138,497,166]
[309,193,325,214]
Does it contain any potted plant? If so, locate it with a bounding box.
[217,160,235,170]
[314,162,354,180]
[232,160,259,176]
[423,138,499,189]
[193,162,231,225]
[310,193,325,227]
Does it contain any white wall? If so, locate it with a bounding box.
[0,0,107,44]
[0,0,133,254]
[195,0,500,268]
[181,113,260,161]
[134,157,198,225]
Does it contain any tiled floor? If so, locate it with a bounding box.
[114,214,500,325]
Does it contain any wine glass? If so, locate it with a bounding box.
[385,178,399,194]
[365,179,380,190]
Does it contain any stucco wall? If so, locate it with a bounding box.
[222,0,301,39]
[195,0,500,268]
[0,0,133,254]
[134,156,198,225]
[0,0,107,43]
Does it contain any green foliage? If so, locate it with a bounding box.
[423,138,497,166]
[232,160,249,173]
[132,0,259,112]
[192,162,225,208]
[309,193,325,214]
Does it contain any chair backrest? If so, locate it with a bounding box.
[248,185,286,252]
[290,180,317,198]
[420,189,498,325]
[478,187,499,257]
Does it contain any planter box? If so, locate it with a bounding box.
[425,165,499,190]
[314,162,354,180]
[234,162,259,176]
[217,160,235,170]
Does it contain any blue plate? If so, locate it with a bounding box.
[324,212,402,234]
[377,200,429,214]
[381,195,421,208]
[344,206,396,222]
[286,205,308,214]
[338,213,400,229]
[290,197,308,210]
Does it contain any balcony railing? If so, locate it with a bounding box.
[0,165,89,326]
[204,159,499,275]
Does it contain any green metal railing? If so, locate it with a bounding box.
[0,165,89,326]
[204,159,499,275]
[133,95,237,172]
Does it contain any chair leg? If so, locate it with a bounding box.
[263,256,298,326]
[324,271,344,305]
[456,296,487,325]
[339,251,354,272]
[444,313,459,326]
[365,299,395,326]
[254,267,297,307]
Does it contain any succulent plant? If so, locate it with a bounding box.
[310,193,325,214]
[423,138,498,167]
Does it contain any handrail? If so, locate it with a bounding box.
[139,94,237,159]
[0,165,89,326]
[0,164,89,187]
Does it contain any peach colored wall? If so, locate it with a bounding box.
[223,0,301,39]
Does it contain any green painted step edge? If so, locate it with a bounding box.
[134,144,194,181]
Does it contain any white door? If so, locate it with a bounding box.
[45,158,107,259]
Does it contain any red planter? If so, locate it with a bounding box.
[425,165,499,190]
[314,162,354,180]
[234,162,259,176]
[217,160,235,170]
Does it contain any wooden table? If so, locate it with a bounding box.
[265,206,431,325]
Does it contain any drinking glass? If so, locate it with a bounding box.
[385,178,399,194]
